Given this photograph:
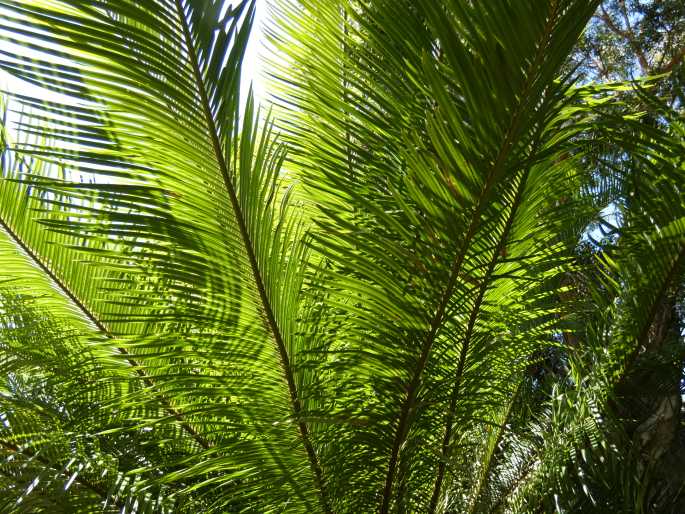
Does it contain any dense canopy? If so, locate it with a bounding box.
[0,1,683,512]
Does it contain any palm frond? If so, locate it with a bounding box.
[0,1,328,510]
[268,0,605,511]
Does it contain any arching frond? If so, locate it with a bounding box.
[0,1,329,510]
[268,1,606,511]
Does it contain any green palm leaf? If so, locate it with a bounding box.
[0,1,682,512]
[268,1,608,511]
[0,0,328,510]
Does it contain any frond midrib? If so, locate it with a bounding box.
[379,3,562,510]
[429,165,533,512]
[169,2,330,511]
[0,210,212,451]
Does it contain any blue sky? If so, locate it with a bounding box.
[241,0,268,106]
[0,0,269,115]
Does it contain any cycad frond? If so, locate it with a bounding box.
[0,0,327,510]
[269,1,604,511]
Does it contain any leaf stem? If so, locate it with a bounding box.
[380,3,560,511]
[0,214,212,451]
[428,168,530,513]
[170,2,331,511]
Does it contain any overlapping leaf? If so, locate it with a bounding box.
[0,0,328,510]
